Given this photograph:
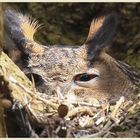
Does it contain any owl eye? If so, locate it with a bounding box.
[26,73,43,86]
[74,73,98,82]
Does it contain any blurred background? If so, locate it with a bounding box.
[2,3,140,71]
[0,4,3,51]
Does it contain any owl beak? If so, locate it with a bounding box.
[61,81,78,103]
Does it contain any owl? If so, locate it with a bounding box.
[4,9,140,103]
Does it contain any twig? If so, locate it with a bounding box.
[112,96,125,117]
[95,117,105,125]
[72,101,101,108]
[66,106,94,118]
[81,120,113,138]
[9,76,34,97]
[36,96,59,109]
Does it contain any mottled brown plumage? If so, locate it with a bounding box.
[4,9,140,103]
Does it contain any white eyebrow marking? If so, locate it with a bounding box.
[86,68,100,75]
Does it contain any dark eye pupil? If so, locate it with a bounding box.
[80,74,90,81]
[74,73,98,82]
[26,73,43,86]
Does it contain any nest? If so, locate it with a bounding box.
[5,76,140,137]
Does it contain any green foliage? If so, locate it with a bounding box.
[3,3,140,71]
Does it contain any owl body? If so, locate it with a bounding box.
[4,9,140,103]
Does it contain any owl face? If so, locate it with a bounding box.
[5,10,137,103]
[64,52,132,103]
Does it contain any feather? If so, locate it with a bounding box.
[86,16,105,43]
[117,60,140,86]
[4,9,42,42]
[4,9,45,55]
[20,14,42,41]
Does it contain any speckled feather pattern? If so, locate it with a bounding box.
[28,46,88,84]
[4,9,140,102]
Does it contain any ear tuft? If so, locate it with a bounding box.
[4,9,45,55]
[20,15,42,41]
[85,13,118,60]
[86,16,105,43]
